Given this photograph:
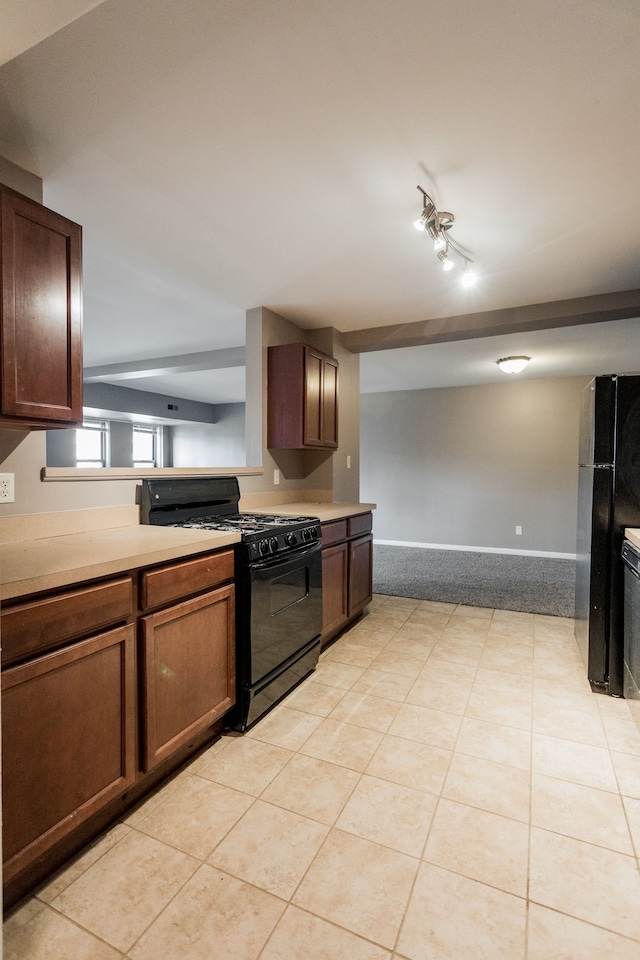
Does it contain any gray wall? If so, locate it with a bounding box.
[361,376,591,555]
[171,404,245,467]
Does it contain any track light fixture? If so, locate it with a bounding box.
[496,356,531,374]
[414,185,476,286]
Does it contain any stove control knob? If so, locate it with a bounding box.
[270,537,279,553]
[259,540,270,555]
[285,533,297,546]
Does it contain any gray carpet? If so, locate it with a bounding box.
[373,544,576,617]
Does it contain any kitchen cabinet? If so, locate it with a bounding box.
[139,551,235,771]
[1,547,235,907]
[320,511,373,646]
[0,183,83,428]
[1,577,136,889]
[267,342,339,449]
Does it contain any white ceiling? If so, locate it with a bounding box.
[0,0,639,398]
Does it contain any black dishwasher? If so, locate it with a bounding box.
[622,539,640,700]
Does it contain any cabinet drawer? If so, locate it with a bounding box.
[1,577,134,666]
[140,549,234,611]
[348,513,372,538]
[321,519,348,546]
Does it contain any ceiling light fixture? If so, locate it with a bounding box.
[414,185,476,286]
[496,356,531,374]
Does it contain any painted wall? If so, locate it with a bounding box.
[360,376,591,555]
[171,404,245,467]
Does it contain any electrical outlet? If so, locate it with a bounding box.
[0,473,15,502]
[515,525,522,535]
[273,468,280,485]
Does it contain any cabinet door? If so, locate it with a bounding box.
[304,347,323,446]
[321,355,339,447]
[304,348,338,448]
[321,540,349,641]
[141,584,235,771]
[0,187,82,425]
[348,534,373,617]
[1,624,136,884]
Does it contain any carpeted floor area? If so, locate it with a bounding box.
[373,544,576,617]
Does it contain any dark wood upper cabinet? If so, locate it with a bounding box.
[0,184,83,428]
[267,342,339,449]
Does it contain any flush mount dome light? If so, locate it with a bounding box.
[496,356,531,374]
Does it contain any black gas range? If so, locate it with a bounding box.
[140,476,323,730]
[140,476,321,557]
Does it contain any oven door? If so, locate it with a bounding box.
[242,541,322,687]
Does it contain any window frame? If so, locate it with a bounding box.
[132,422,163,469]
[75,418,109,468]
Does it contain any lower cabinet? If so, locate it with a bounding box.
[348,532,374,617]
[321,512,373,646]
[321,540,349,638]
[1,624,136,886]
[1,547,236,907]
[141,584,235,771]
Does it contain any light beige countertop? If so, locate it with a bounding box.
[0,526,239,602]
[625,528,640,550]
[246,501,376,522]
[0,501,375,602]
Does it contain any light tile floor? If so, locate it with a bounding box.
[5,595,640,959]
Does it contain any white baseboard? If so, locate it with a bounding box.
[374,539,576,560]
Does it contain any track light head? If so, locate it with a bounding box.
[413,200,437,232]
[437,249,455,271]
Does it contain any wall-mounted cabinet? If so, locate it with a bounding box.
[0,184,83,429]
[267,342,338,449]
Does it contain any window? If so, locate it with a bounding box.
[76,419,109,468]
[133,423,162,468]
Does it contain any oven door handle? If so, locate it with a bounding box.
[250,542,321,571]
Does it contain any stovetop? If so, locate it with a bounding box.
[170,512,322,560]
[140,478,321,561]
[174,512,319,533]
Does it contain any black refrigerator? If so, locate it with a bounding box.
[575,375,640,696]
